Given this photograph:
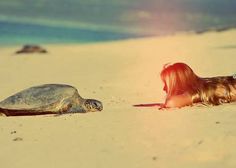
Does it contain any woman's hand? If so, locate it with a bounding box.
[158,103,168,110]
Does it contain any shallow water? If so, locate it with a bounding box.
[0,21,140,45]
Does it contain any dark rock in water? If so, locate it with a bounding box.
[16,45,47,54]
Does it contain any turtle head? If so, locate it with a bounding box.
[84,99,103,112]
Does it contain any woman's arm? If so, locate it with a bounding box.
[165,93,193,108]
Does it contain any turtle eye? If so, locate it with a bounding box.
[92,102,99,108]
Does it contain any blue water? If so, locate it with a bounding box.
[1,0,236,45]
[0,21,141,45]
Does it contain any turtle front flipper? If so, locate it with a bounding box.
[53,103,86,117]
[67,104,86,113]
[56,98,86,114]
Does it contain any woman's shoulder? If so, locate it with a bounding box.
[165,93,193,108]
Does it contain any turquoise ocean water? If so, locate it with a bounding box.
[0,0,236,45]
[0,21,141,45]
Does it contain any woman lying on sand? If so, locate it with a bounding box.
[160,62,236,108]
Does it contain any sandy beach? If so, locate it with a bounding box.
[0,30,236,168]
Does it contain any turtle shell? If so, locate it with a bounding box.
[0,84,82,112]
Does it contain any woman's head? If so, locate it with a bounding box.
[161,63,200,97]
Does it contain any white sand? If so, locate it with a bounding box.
[0,30,236,168]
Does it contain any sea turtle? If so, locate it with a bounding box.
[0,84,103,116]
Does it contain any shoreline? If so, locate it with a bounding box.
[1,26,235,47]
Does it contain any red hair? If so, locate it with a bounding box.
[161,63,200,98]
[161,62,236,106]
